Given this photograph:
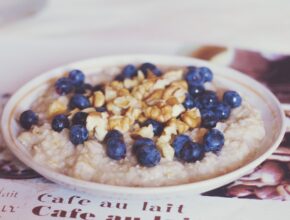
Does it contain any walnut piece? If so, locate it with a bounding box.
[181,108,201,128]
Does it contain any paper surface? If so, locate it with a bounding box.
[1,178,290,220]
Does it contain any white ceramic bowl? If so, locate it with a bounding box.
[1,55,286,199]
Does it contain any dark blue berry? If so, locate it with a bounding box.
[142,119,164,136]
[187,66,196,71]
[188,85,205,97]
[199,90,218,109]
[183,94,202,110]
[183,93,194,109]
[69,125,88,145]
[192,98,203,109]
[200,109,219,128]
[223,91,242,108]
[95,106,107,112]
[214,103,231,120]
[198,67,213,82]
[114,74,124,81]
[132,137,155,154]
[139,62,162,77]
[69,94,91,110]
[93,84,104,92]
[51,114,69,132]
[180,141,204,162]
[19,110,38,130]
[121,64,137,78]
[55,77,74,95]
[106,138,126,160]
[71,112,88,126]
[172,134,191,158]
[136,145,161,167]
[203,129,224,152]
[185,67,205,87]
[68,69,85,86]
[75,83,93,94]
[104,130,123,143]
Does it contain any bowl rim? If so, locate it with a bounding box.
[1,54,286,195]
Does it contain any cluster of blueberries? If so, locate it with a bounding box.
[182,66,242,128]
[19,70,95,145]
[104,129,162,167]
[19,62,242,167]
[114,62,162,80]
[167,66,242,164]
[172,129,224,163]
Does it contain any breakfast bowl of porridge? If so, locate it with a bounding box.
[1,55,286,198]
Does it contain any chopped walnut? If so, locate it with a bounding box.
[181,108,201,128]
[106,101,122,115]
[86,112,108,141]
[104,86,117,101]
[108,116,131,133]
[110,80,124,90]
[124,78,138,89]
[169,118,189,134]
[92,91,105,108]
[135,124,154,139]
[47,99,67,118]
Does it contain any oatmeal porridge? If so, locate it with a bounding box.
[17,63,265,187]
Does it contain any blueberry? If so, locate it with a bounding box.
[19,110,38,130]
[199,90,218,109]
[192,98,203,109]
[55,77,74,95]
[121,64,137,78]
[180,141,204,162]
[223,91,242,108]
[132,137,155,154]
[114,74,124,81]
[203,129,224,152]
[104,129,123,143]
[51,114,69,132]
[75,83,93,94]
[185,67,205,86]
[139,62,162,77]
[183,94,202,110]
[69,94,91,110]
[69,125,89,145]
[198,67,213,82]
[187,66,196,71]
[136,145,161,167]
[172,134,191,158]
[72,112,88,126]
[188,85,205,97]
[93,84,104,92]
[183,94,194,109]
[68,69,85,86]
[95,106,107,112]
[214,102,231,120]
[200,109,219,128]
[106,138,126,160]
[142,119,164,136]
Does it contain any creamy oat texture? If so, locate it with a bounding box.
[17,67,266,187]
